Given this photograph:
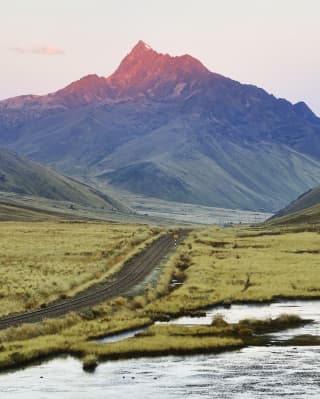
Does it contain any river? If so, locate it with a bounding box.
[0,300,319,398]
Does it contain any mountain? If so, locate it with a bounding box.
[1,40,320,212]
[105,40,210,99]
[273,185,320,218]
[0,201,95,222]
[265,184,320,226]
[0,147,127,212]
[267,202,320,226]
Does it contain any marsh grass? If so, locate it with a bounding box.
[280,334,320,346]
[0,223,320,371]
[144,226,320,318]
[72,334,243,362]
[82,354,98,372]
[0,312,310,371]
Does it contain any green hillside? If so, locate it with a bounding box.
[267,203,320,226]
[267,184,320,226]
[275,185,320,218]
[0,148,129,213]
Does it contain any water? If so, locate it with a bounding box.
[1,348,319,398]
[161,300,320,340]
[96,326,148,343]
[0,300,319,398]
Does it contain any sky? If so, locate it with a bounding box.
[1,0,319,114]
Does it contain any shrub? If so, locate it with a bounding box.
[82,354,98,372]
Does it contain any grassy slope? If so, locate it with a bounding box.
[267,203,320,226]
[276,185,320,215]
[96,124,320,212]
[267,184,320,226]
[0,200,115,222]
[0,148,129,213]
[273,184,320,218]
[0,202,67,222]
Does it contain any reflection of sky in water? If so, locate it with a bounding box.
[97,327,147,343]
[162,300,320,339]
[0,300,319,398]
[1,347,319,398]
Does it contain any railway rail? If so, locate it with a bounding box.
[0,231,186,330]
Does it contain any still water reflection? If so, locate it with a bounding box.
[0,300,319,398]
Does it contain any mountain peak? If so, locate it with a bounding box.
[131,40,154,53]
[293,101,318,120]
[106,40,210,98]
[54,74,110,106]
[117,40,159,67]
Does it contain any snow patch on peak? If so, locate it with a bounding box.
[134,40,153,51]
[143,42,152,50]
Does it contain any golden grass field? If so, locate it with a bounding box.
[147,225,320,316]
[0,221,160,316]
[0,222,319,370]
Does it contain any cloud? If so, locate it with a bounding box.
[10,46,65,55]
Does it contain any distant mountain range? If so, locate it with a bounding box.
[1,40,320,212]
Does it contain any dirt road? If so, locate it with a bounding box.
[0,232,185,330]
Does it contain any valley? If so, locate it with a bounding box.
[2,1,320,397]
[0,219,319,373]
[0,26,319,399]
[114,191,272,225]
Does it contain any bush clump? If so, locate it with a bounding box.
[82,354,98,372]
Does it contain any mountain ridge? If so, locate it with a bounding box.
[0,41,319,212]
[274,185,320,218]
[0,147,129,213]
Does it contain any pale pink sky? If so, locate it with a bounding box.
[1,0,319,114]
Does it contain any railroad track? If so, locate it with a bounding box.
[0,232,185,330]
